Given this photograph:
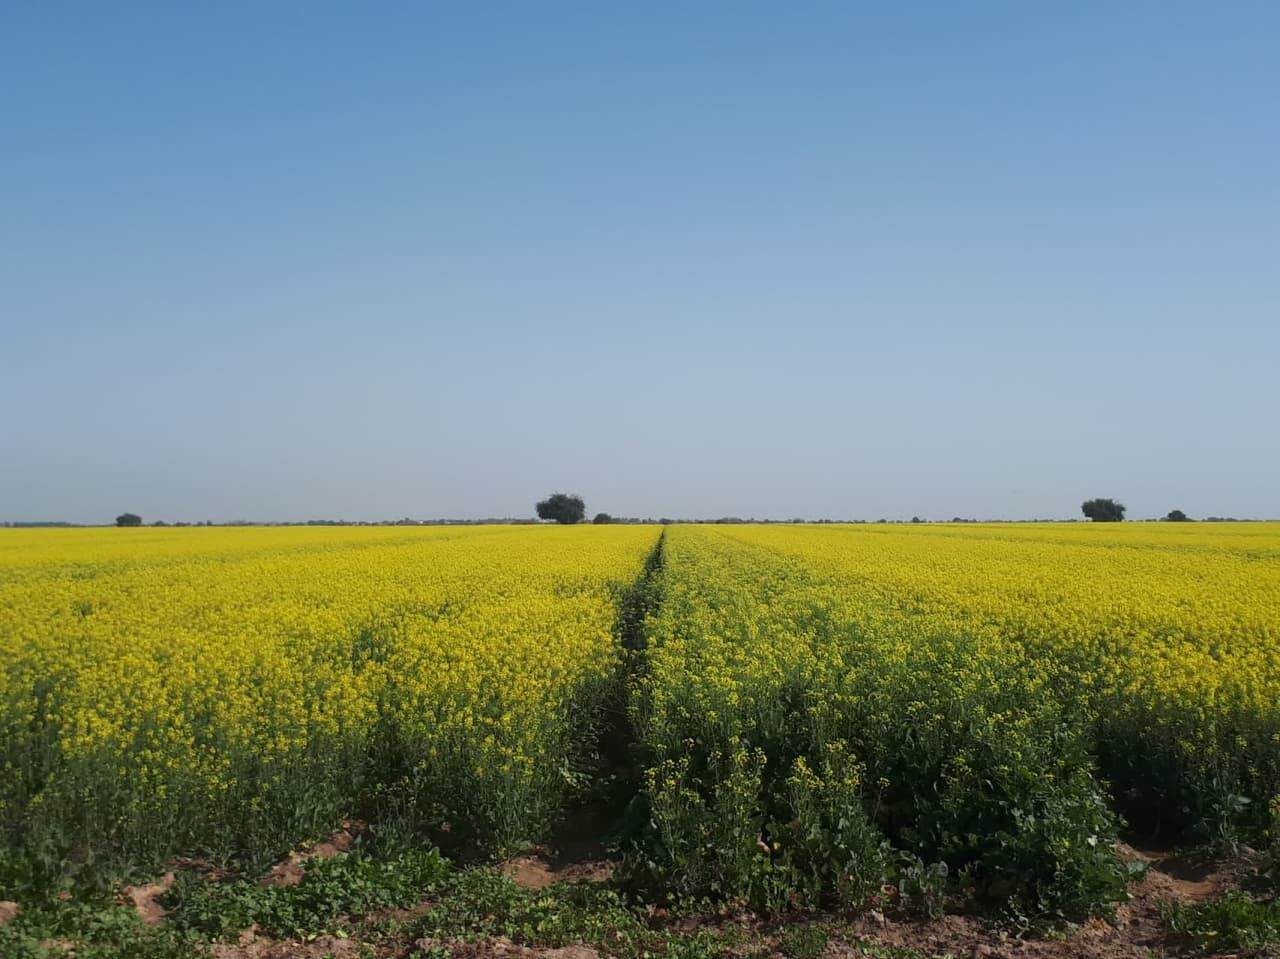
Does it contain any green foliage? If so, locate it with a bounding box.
[892,854,949,918]
[627,530,1128,922]
[536,493,586,524]
[1081,498,1125,522]
[0,898,199,959]
[778,743,893,910]
[660,929,746,959]
[1168,892,1280,951]
[164,849,448,939]
[612,531,665,655]
[412,870,644,946]
[1266,796,1280,890]
[1096,700,1280,841]
[778,924,829,959]
[114,513,142,527]
[623,743,776,908]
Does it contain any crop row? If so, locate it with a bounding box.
[625,523,1280,919]
[717,522,1280,838]
[0,525,661,893]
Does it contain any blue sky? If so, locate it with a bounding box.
[2,2,1277,522]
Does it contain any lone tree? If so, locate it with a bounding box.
[115,512,143,527]
[1081,498,1125,522]
[592,512,613,525]
[1165,509,1191,522]
[536,492,586,525]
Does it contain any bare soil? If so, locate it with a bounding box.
[123,869,176,925]
[500,803,620,890]
[416,938,599,959]
[501,852,615,890]
[261,819,364,887]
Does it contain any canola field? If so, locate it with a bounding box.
[2,522,1278,920]
[0,525,660,890]
[632,523,1280,918]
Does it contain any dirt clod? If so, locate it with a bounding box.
[124,871,175,925]
[501,852,615,890]
[0,900,19,926]
[503,855,557,890]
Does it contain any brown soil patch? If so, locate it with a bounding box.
[495,803,621,891]
[1120,841,1243,905]
[502,854,557,890]
[124,870,176,925]
[262,820,364,887]
[0,900,19,926]
[171,855,235,882]
[844,912,1160,959]
[373,898,439,926]
[207,932,364,958]
[416,937,598,959]
[501,852,615,891]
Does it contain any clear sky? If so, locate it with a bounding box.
[3,2,1277,523]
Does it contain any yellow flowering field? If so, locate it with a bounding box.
[3,520,1277,921]
[628,523,1280,919]
[716,522,1280,833]
[0,525,660,890]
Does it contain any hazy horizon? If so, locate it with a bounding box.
[4,2,1278,525]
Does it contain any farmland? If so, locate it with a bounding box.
[0,525,660,887]
[632,523,1280,920]
[2,522,1279,955]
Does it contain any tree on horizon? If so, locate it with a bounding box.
[535,493,586,525]
[1081,498,1125,522]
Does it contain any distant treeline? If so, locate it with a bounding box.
[1,516,1268,528]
